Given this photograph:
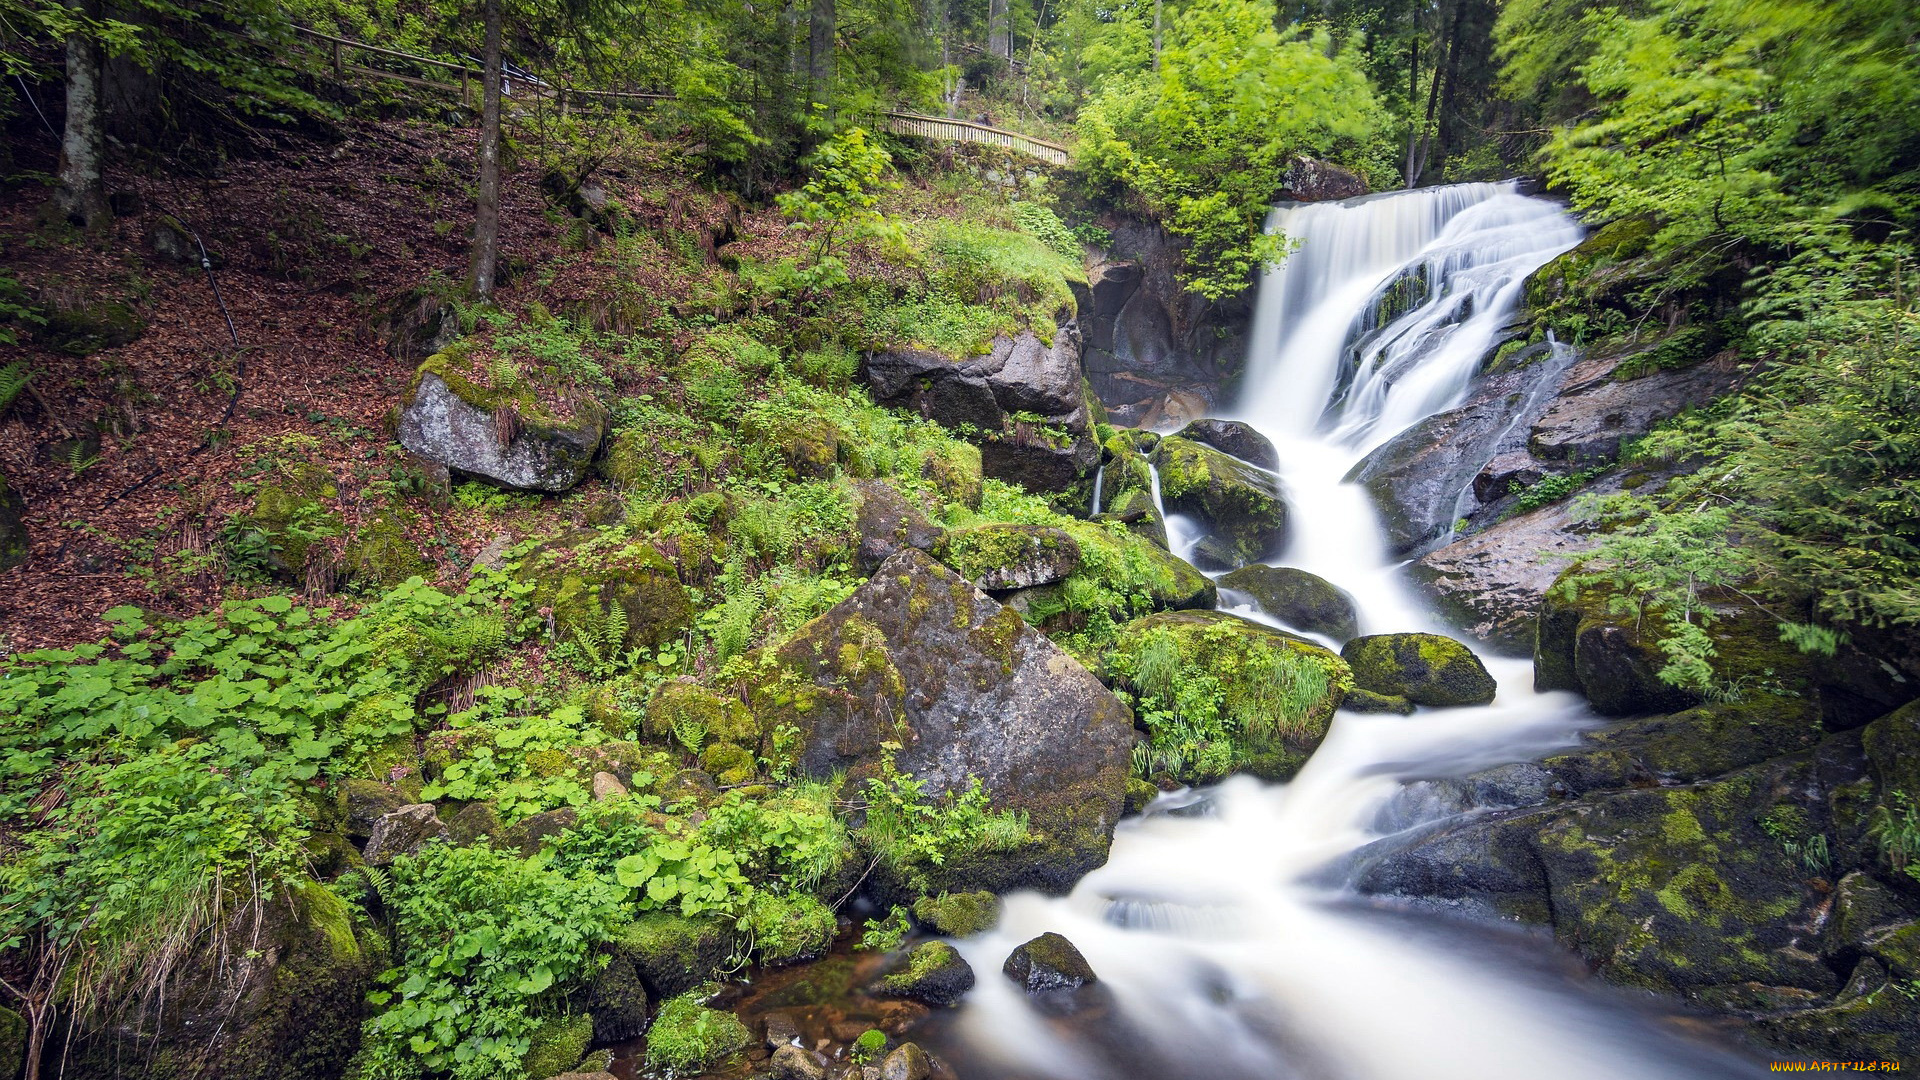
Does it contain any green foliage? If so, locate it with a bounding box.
[1511,463,1609,512]
[0,361,33,414]
[776,127,902,271]
[1077,2,1392,298]
[355,844,627,1080]
[1011,202,1082,260]
[858,906,911,953]
[738,891,836,964]
[859,743,1030,893]
[419,704,603,822]
[1867,791,1920,882]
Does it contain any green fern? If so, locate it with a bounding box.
[0,362,33,415]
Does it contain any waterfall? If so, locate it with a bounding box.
[920,185,1762,1080]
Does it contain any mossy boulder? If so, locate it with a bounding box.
[0,477,27,571]
[521,1012,593,1080]
[243,456,342,579]
[937,523,1081,591]
[517,531,691,653]
[398,351,606,492]
[921,444,984,509]
[912,891,1001,937]
[852,479,945,573]
[873,940,975,1007]
[1342,633,1496,707]
[1115,610,1351,782]
[0,1006,23,1080]
[1002,932,1096,993]
[1169,418,1278,470]
[1218,564,1359,640]
[1542,699,1823,795]
[614,914,735,998]
[1148,435,1287,570]
[742,412,843,480]
[742,892,836,966]
[341,509,431,587]
[1342,688,1414,714]
[644,679,760,750]
[1097,430,1168,548]
[748,548,1135,896]
[1862,698,1920,802]
[644,990,754,1076]
[35,298,144,355]
[1532,578,1701,716]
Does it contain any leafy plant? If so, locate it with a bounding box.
[859,743,1030,892]
[1868,792,1920,882]
[857,906,911,953]
[776,126,901,273]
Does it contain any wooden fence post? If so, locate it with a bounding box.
[332,39,343,79]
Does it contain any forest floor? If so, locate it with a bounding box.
[0,115,818,651]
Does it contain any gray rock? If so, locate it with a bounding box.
[1280,157,1369,202]
[342,778,408,841]
[591,771,628,801]
[1529,348,1747,464]
[1218,565,1358,639]
[1149,436,1288,570]
[879,1043,932,1080]
[772,1044,833,1080]
[853,480,946,574]
[362,803,451,866]
[1003,932,1097,993]
[585,953,649,1043]
[939,524,1081,590]
[398,372,605,492]
[1170,419,1279,470]
[753,549,1134,896]
[763,1011,802,1050]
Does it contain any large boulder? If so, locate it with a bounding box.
[515,531,691,653]
[1169,419,1278,470]
[1529,345,1748,464]
[1218,564,1358,640]
[361,803,451,866]
[1149,436,1288,570]
[1095,430,1168,548]
[873,941,975,1007]
[1532,579,1703,716]
[750,548,1134,894]
[863,329,1100,506]
[1280,157,1369,202]
[1341,633,1496,707]
[852,480,945,574]
[398,354,606,492]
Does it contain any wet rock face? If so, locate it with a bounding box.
[1003,933,1098,993]
[1528,347,1748,464]
[399,373,605,492]
[1341,633,1496,707]
[754,549,1135,895]
[1408,501,1599,652]
[1218,564,1358,640]
[1169,418,1279,471]
[862,329,1100,506]
[1149,436,1288,570]
[1079,219,1254,424]
[873,941,976,1007]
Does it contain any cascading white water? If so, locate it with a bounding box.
[923,185,1763,1079]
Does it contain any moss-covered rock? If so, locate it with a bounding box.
[1116,610,1351,783]
[1862,698,1920,802]
[937,523,1081,590]
[1750,958,1920,1064]
[398,349,607,492]
[0,1005,24,1080]
[1542,699,1822,795]
[1342,688,1414,714]
[698,742,756,786]
[1002,932,1096,993]
[1148,436,1287,570]
[1533,577,1702,716]
[341,509,431,587]
[614,914,735,998]
[852,479,946,573]
[517,531,691,654]
[35,298,145,355]
[1342,633,1496,707]
[643,990,753,1076]
[1218,564,1359,640]
[748,548,1134,897]
[873,940,975,1007]
[912,890,1002,937]
[742,892,836,966]
[1097,430,1169,548]
[921,443,984,509]
[645,679,760,750]
[1168,419,1278,470]
[521,1012,593,1080]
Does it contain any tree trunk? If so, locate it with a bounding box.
[1407,3,1455,188]
[987,0,1009,60]
[1152,0,1163,71]
[1402,38,1420,187]
[807,0,834,110]
[54,0,108,230]
[469,0,503,300]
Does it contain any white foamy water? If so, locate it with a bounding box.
[928,184,1761,1079]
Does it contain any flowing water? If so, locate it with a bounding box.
[920,183,1766,1078]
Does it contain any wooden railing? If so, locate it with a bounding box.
[294,27,1071,165]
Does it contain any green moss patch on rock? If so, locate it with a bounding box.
[615,914,736,998]
[1342,633,1496,708]
[521,1012,593,1080]
[1148,435,1288,570]
[643,989,753,1076]
[937,523,1081,590]
[517,530,691,653]
[742,891,836,966]
[912,890,1002,937]
[1218,564,1359,640]
[874,940,975,1007]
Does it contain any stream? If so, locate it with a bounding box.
[911,183,1769,1079]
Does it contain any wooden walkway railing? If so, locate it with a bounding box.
[293,26,1071,166]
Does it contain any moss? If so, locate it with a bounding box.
[643,990,753,1075]
[645,680,761,749]
[876,940,975,1007]
[521,1012,593,1080]
[0,1005,22,1080]
[1340,633,1497,708]
[922,443,984,509]
[615,914,735,997]
[912,891,1001,937]
[936,523,1080,587]
[342,509,431,587]
[851,1028,889,1063]
[517,531,691,652]
[1123,777,1160,815]
[1147,437,1286,568]
[35,298,145,356]
[743,892,837,965]
[698,742,756,786]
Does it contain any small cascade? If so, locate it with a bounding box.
[1089,462,1105,516]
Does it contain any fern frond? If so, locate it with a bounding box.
[0,362,33,415]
